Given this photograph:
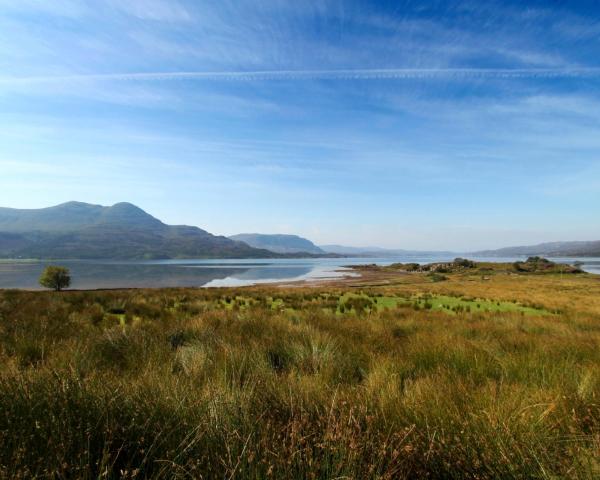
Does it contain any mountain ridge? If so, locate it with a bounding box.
[229,233,325,254]
[319,244,455,257]
[0,202,277,260]
[0,201,166,232]
[472,240,600,258]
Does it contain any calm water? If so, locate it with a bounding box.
[0,256,598,290]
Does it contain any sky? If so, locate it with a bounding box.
[1,0,599,251]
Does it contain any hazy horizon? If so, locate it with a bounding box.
[2,1,600,251]
[2,199,599,253]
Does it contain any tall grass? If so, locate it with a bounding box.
[0,284,598,478]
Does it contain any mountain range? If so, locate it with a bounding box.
[472,241,600,258]
[319,244,455,257]
[1,201,599,260]
[0,202,277,260]
[229,234,325,254]
[322,242,600,258]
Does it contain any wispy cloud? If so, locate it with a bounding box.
[0,0,88,18]
[104,0,192,22]
[3,67,600,85]
[0,0,192,22]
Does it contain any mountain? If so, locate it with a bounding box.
[229,233,325,254]
[0,201,163,233]
[320,245,392,256]
[319,244,455,257]
[473,241,600,258]
[0,202,279,260]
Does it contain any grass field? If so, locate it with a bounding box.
[0,263,598,478]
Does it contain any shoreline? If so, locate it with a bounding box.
[1,258,598,292]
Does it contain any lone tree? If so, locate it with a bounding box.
[39,266,71,291]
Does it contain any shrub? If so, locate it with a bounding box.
[426,272,448,282]
[454,257,476,268]
[404,263,421,272]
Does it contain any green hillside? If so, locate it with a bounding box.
[0,202,278,260]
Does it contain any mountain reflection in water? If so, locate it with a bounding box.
[0,257,598,290]
[0,260,340,290]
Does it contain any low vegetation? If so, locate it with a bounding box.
[513,256,584,273]
[0,265,598,478]
[382,256,583,275]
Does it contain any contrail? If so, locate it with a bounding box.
[2,67,600,84]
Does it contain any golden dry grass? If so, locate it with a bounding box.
[0,267,598,478]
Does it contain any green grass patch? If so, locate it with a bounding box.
[412,294,551,316]
[336,292,550,316]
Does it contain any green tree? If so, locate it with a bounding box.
[39,266,71,291]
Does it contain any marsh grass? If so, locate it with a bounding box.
[0,278,598,478]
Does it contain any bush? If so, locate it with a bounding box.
[454,258,476,268]
[427,273,448,282]
[404,263,421,272]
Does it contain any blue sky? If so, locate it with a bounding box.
[1,0,599,250]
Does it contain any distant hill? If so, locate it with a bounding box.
[473,241,600,258]
[0,202,279,260]
[319,244,455,257]
[0,201,163,233]
[229,233,325,254]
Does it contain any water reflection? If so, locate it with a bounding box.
[0,261,251,289]
[0,257,598,290]
[0,260,340,290]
